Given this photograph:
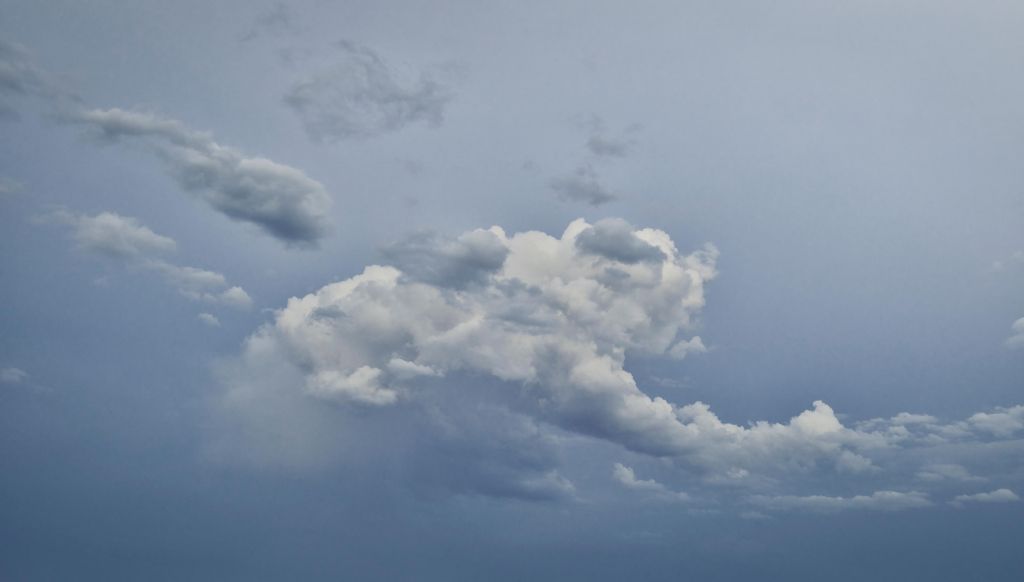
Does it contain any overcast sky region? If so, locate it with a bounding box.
[2,1,1024,580]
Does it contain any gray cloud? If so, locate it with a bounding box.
[1,367,28,384]
[284,41,451,142]
[951,488,1019,507]
[48,208,176,259]
[46,208,252,310]
[750,491,932,513]
[380,227,509,289]
[71,108,332,246]
[575,218,667,264]
[550,164,616,206]
[612,463,689,501]
[240,3,300,42]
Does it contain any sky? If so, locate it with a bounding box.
[1,1,1023,580]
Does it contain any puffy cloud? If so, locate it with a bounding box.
[217,218,1024,502]
[46,208,252,310]
[1,367,28,384]
[71,108,332,246]
[283,41,451,142]
[967,405,1024,438]
[226,219,716,454]
[951,488,1019,507]
[550,164,616,206]
[1006,317,1024,349]
[751,490,932,513]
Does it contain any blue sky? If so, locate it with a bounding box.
[2,1,1023,580]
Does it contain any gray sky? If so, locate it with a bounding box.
[2,1,1023,580]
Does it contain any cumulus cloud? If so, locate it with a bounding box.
[46,208,252,310]
[70,108,332,246]
[750,490,932,513]
[283,40,451,142]
[550,164,616,206]
[950,488,1019,507]
[1005,317,1024,349]
[216,217,1024,502]
[1,367,28,384]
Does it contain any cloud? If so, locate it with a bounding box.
[216,218,1024,502]
[575,218,666,264]
[751,490,932,513]
[612,463,689,501]
[668,336,707,360]
[70,108,333,246]
[1,367,28,384]
[916,464,984,482]
[145,260,253,309]
[283,40,451,142]
[48,208,176,258]
[380,228,509,289]
[951,488,1019,507]
[1005,317,1024,349]
[240,3,300,42]
[967,405,1024,438]
[0,39,74,116]
[581,115,639,158]
[0,176,22,195]
[46,208,252,310]
[198,313,221,327]
[550,164,616,206]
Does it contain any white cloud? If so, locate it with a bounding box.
[198,313,221,327]
[1,367,28,384]
[284,40,451,142]
[751,490,932,513]
[216,218,1024,501]
[951,488,1019,507]
[1005,317,1024,349]
[967,405,1024,438]
[71,108,332,246]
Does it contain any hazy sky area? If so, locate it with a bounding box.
[2,1,1024,580]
